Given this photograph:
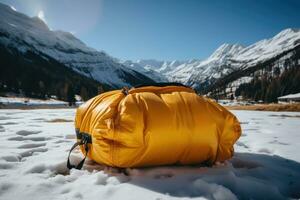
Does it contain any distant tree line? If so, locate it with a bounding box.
[205,46,300,103]
[0,45,110,104]
[235,66,300,102]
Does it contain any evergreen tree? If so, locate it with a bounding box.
[235,66,299,103]
[80,86,89,101]
[66,84,76,106]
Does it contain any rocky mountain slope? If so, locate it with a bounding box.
[124,28,300,100]
[1,2,299,102]
[0,3,154,93]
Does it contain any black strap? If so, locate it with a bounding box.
[67,132,91,170]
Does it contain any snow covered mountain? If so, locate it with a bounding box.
[124,28,300,94]
[122,59,187,82]
[170,43,245,87]
[1,1,299,99]
[0,3,154,88]
[122,60,168,82]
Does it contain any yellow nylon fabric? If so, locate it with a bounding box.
[75,86,241,168]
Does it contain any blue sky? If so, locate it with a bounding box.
[1,0,300,61]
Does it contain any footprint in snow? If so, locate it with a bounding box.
[258,148,273,154]
[54,135,64,138]
[24,136,47,141]
[27,124,42,127]
[60,187,71,194]
[0,162,15,169]
[230,158,262,169]
[16,130,41,136]
[25,163,47,174]
[1,155,21,162]
[54,139,72,144]
[32,118,46,121]
[236,141,249,148]
[0,122,17,125]
[0,182,13,195]
[47,118,73,123]
[19,148,48,158]
[251,118,263,121]
[269,140,289,145]
[0,116,11,120]
[8,136,46,142]
[65,134,76,139]
[18,143,46,149]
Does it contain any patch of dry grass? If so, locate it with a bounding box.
[225,103,300,112]
[269,114,300,118]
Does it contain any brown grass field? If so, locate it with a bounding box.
[226,103,300,112]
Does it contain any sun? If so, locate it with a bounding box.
[10,5,16,11]
[38,10,47,23]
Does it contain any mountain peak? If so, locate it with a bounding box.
[0,2,50,32]
[0,2,14,11]
[274,28,300,39]
[0,2,155,88]
[209,43,244,60]
[136,59,164,69]
[31,16,49,31]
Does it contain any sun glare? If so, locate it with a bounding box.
[10,5,16,11]
[38,10,47,23]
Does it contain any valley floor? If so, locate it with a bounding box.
[225,103,300,112]
[0,109,299,200]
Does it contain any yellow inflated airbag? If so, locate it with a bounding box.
[75,85,241,168]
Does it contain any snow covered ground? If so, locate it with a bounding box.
[0,97,68,106]
[0,109,299,200]
[0,97,84,109]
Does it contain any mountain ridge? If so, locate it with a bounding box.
[1,2,299,102]
[123,28,300,100]
[0,2,155,89]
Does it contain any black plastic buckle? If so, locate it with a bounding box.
[81,133,92,144]
[75,129,92,145]
[81,134,92,152]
